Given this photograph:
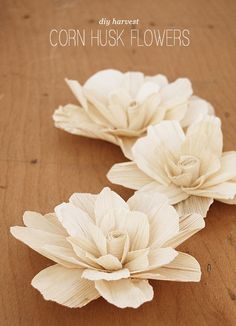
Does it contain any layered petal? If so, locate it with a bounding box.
[82,268,130,281]
[181,96,214,128]
[32,264,99,308]
[95,278,153,308]
[164,213,205,248]
[107,162,153,190]
[94,187,128,234]
[55,202,93,238]
[160,78,192,109]
[127,192,179,247]
[174,196,213,217]
[139,181,189,205]
[23,211,67,236]
[134,252,201,282]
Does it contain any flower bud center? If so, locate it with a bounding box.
[170,155,200,187]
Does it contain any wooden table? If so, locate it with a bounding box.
[1,0,236,325]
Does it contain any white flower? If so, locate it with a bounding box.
[107,117,236,217]
[53,69,214,159]
[10,188,204,309]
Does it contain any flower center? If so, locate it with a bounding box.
[106,230,128,261]
[170,155,200,187]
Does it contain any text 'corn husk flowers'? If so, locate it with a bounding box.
[53,69,213,159]
[108,117,236,217]
[11,188,204,309]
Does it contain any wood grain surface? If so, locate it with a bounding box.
[1,0,236,325]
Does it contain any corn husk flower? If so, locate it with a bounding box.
[53,69,214,159]
[10,188,204,309]
[107,117,236,217]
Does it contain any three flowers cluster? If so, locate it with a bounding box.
[11,69,236,309]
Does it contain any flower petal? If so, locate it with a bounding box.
[32,264,99,308]
[88,254,122,271]
[95,278,153,308]
[181,96,213,128]
[139,181,189,205]
[186,181,236,200]
[127,192,179,247]
[164,213,205,248]
[182,117,223,175]
[53,104,117,143]
[107,162,153,190]
[69,192,97,220]
[23,211,67,236]
[134,252,201,282]
[84,69,124,97]
[119,210,149,251]
[94,187,128,234]
[55,202,93,238]
[202,151,236,187]
[174,196,213,218]
[147,247,178,270]
[124,248,149,272]
[10,226,80,268]
[135,81,160,103]
[160,78,192,108]
[65,79,88,108]
[82,268,130,281]
[132,122,185,184]
[122,71,144,98]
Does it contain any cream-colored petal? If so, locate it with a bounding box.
[107,162,153,190]
[164,213,205,248]
[145,74,168,88]
[88,254,122,271]
[135,81,160,103]
[66,237,102,269]
[181,96,213,128]
[160,78,192,108]
[95,278,153,308]
[132,122,185,184]
[107,232,129,261]
[182,117,223,174]
[146,121,185,155]
[128,94,163,131]
[32,264,99,308]
[82,268,130,281]
[53,104,117,144]
[124,248,149,272]
[164,102,188,122]
[10,226,70,249]
[65,79,88,108]
[84,69,123,97]
[174,196,213,218]
[134,252,201,282]
[139,181,189,205]
[202,151,236,187]
[147,247,178,270]
[23,211,67,236]
[89,223,107,256]
[67,235,99,257]
[119,210,149,251]
[10,226,88,268]
[117,136,137,160]
[122,71,144,98]
[217,196,236,204]
[40,244,84,267]
[128,192,179,247]
[107,89,130,128]
[69,192,97,220]
[186,181,236,200]
[94,187,128,234]
[55,202,93,238]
